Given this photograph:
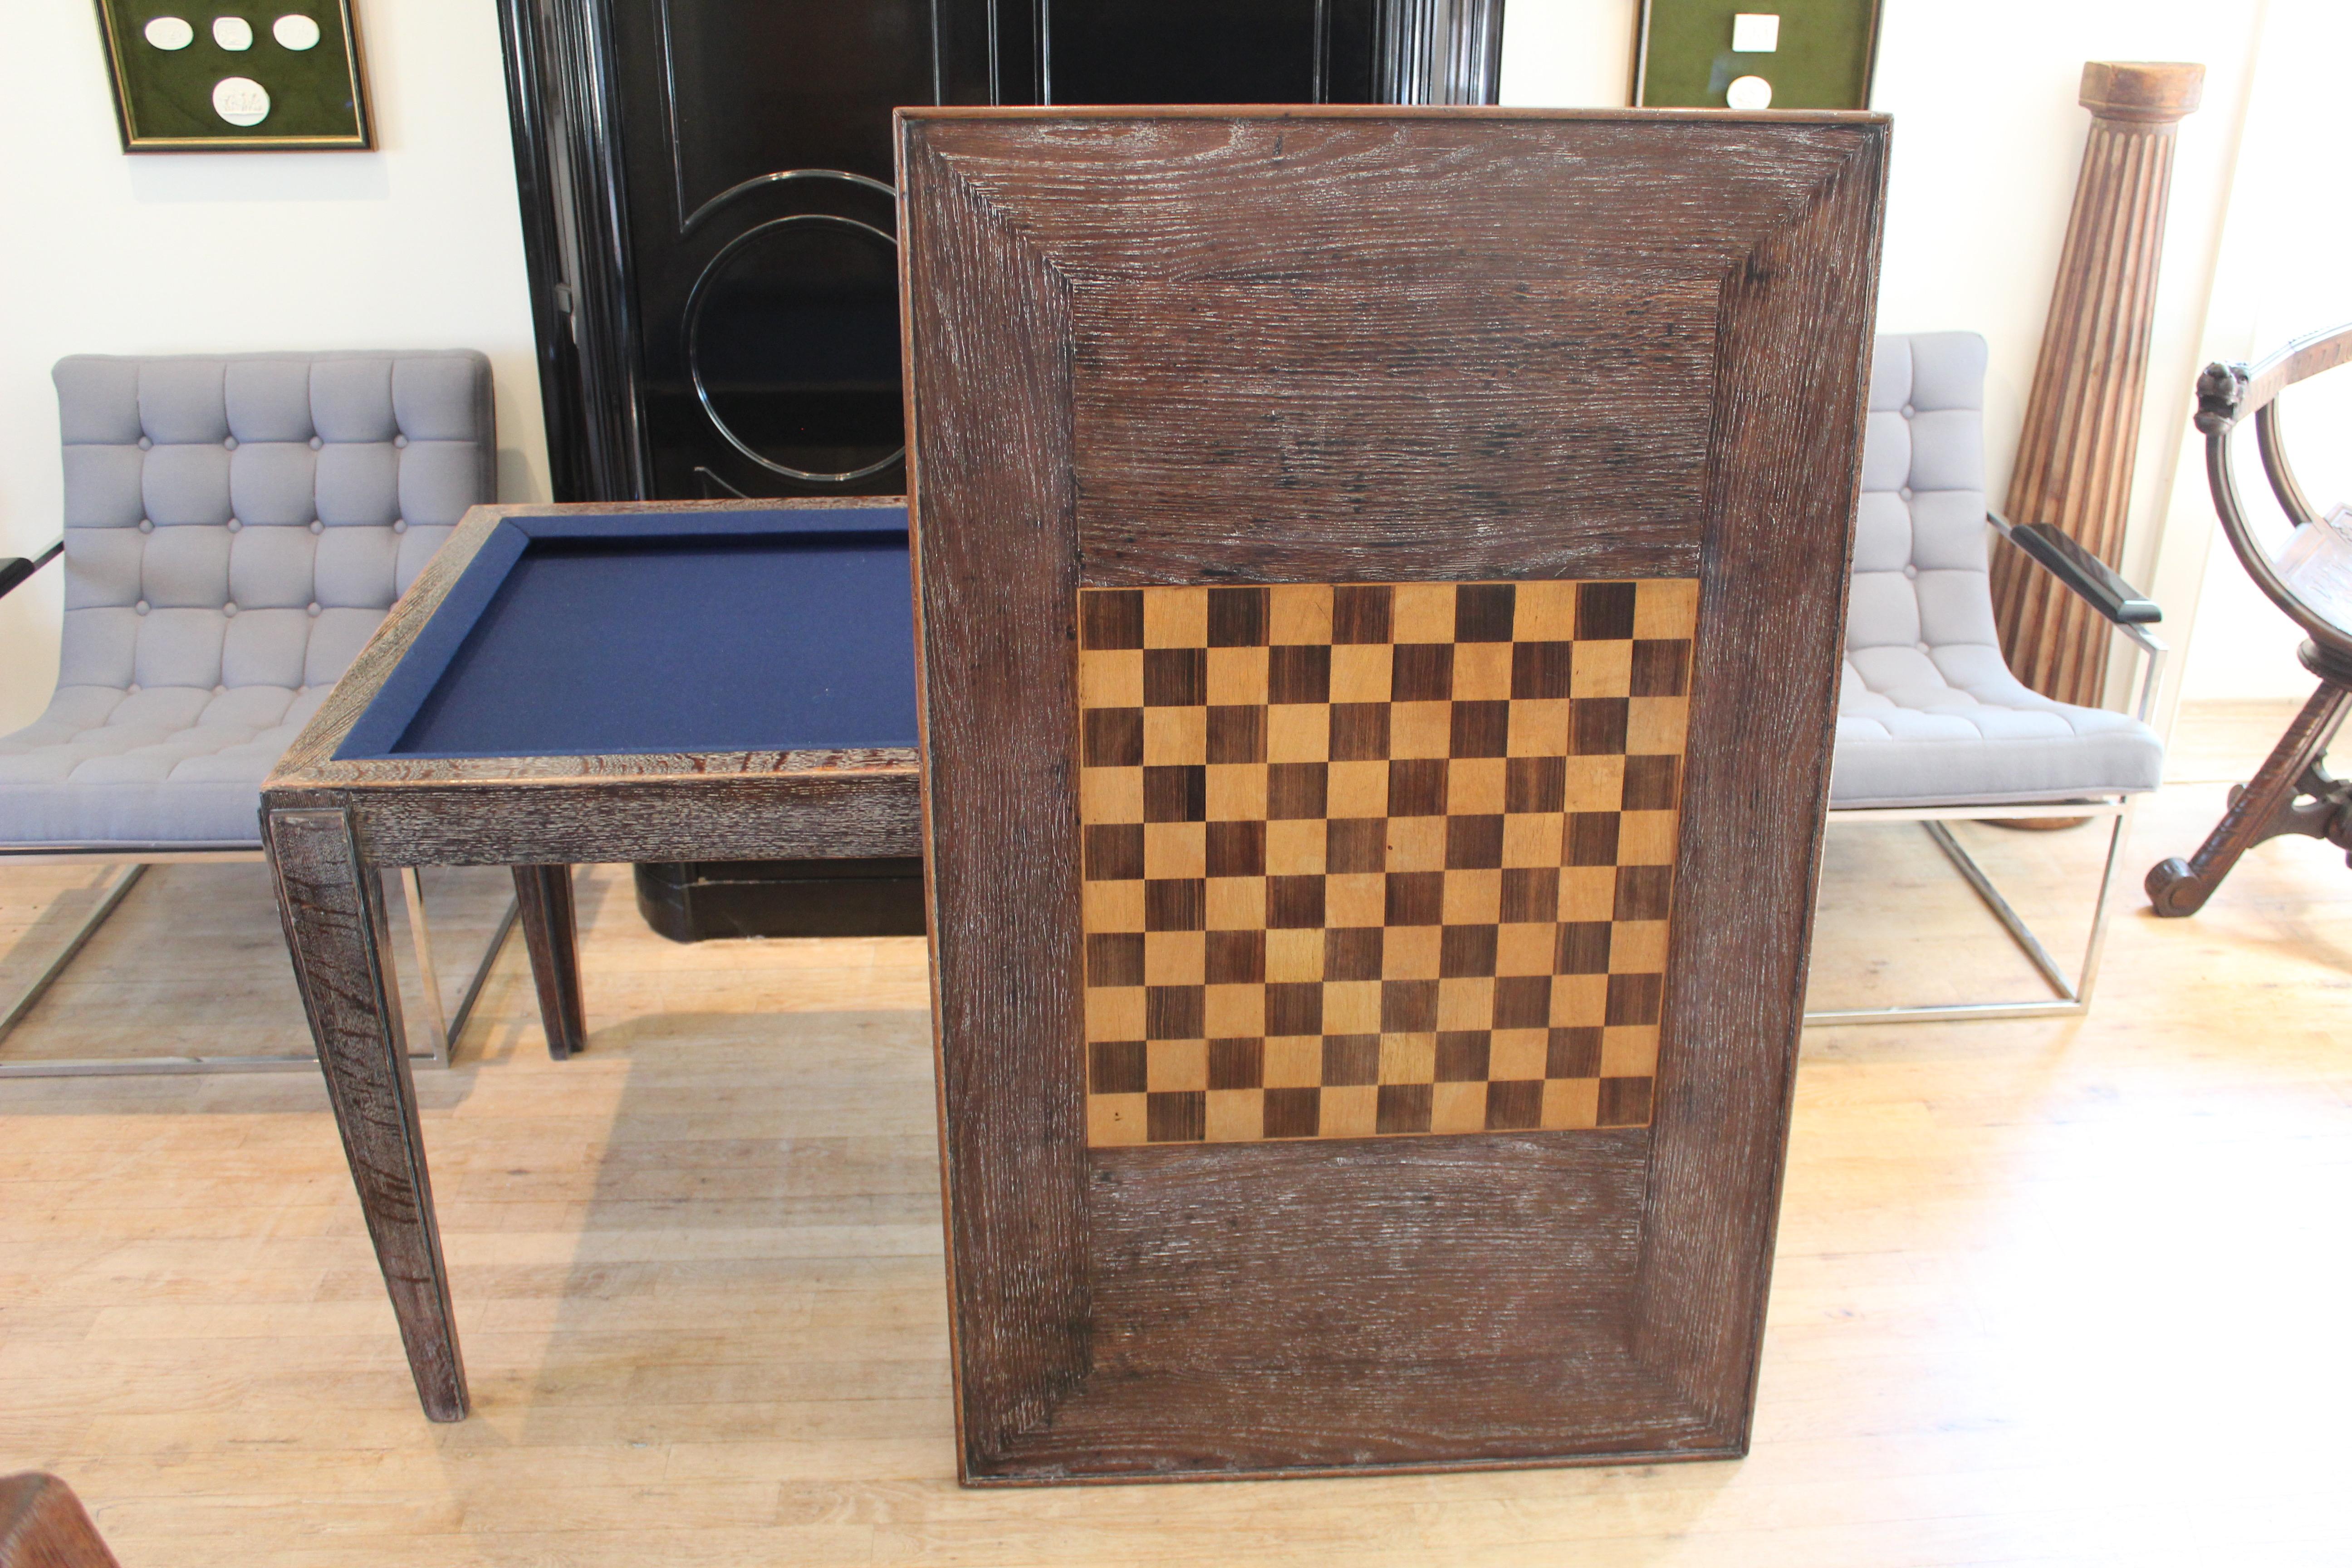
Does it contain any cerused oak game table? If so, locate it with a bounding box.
[274,107,1888,1484]
[261,497,920,1421]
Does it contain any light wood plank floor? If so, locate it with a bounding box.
[1,701,2345,1566]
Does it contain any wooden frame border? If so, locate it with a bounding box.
[901,107,1886,1482]
[270,499,919,814]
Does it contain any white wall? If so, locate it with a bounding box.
[2157,0,2352,705]
[1502,0,2271,725]
[1497,0,1640,108]
[0,0,546,734]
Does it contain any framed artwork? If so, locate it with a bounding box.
[1632,0,1880,112]
[93,0,372,151]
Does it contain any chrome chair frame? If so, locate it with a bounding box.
[0,844,516,1077]
[1807,513,2169,1026]
[1,536,515,1076]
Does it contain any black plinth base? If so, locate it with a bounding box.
[632,859,926,942]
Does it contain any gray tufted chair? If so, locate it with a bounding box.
[0,351,498,1071]
[1815,331,2169,1024]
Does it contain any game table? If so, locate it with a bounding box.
[261,497,920,1421]
[897,107,1884,1482]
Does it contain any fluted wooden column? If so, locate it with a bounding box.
[1992,61,2203,707]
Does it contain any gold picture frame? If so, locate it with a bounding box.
[94,0,372,152]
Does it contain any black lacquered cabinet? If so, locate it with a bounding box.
[496,0,1502,940]
[498,0,1503,505]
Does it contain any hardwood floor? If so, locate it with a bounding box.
[1,701,2345,1565]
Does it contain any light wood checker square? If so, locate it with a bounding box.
[1078,579,1695,1147]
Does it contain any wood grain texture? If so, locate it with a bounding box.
[1074,579,1693,1147]
[1989,63,2202,710]
[990,1132,1727,1478]
[263,808,467,1421]
[905,111,1871,587]
[0,1475,119,1568]
[1631,116,1886,1443]
[899,123,1093,1469]
[511,866,585,1060]
[277,774,920,867]
[902,107,1887,1482]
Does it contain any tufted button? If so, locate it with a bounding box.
[137,519,153,534]
[1916,641,1932,653]
[1901,402,1915,417]
[222,602,238,617]
[134,600,149,615]
[309,436,323,451]
[392,519,407,534]
[306,603,321,617]
[1902,564,1918,579]
[213,684,226,695]
[309,519,323,534]
[1899,486,1914,501]
[126,683,140,695]
[393,434,408,449]
[226,518,241,533]
[137,436,152,451]
[224,436,238,450]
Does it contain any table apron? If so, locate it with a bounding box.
[265,776,923,867]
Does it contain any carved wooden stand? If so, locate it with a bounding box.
[1991,61,2203,709]
[2148,643,2352,914]
[2146,326,2352,915]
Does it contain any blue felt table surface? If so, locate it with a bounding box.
[337,507,918,760]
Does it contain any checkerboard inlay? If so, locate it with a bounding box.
[1078,578,1696,1146]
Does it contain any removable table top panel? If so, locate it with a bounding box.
[335,506,916,760]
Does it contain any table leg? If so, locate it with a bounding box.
[511,864,586,1060]
[265,806,469,1421]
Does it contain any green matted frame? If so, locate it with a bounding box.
[94,0,372,152]
[1632,0,1881,112]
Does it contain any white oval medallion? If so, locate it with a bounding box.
[142,15,195,48]
[272,13,321,49]
[1725,74,1774,110]
[211,75,271,126]
[212,15,254,49]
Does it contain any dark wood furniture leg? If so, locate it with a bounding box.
[2148,666,2352,916]
[511,864,587,1059]
[265,807,469,1420]
[0,1473,120,1568]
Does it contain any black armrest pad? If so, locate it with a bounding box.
[0,540,63,602]
[2010,523,2161,624]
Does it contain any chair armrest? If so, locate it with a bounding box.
[0,540,63,602]
[1989,512,2161,624]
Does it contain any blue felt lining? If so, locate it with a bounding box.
[336,507,916,761]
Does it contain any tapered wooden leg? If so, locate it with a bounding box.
[265,807,468,1421]
[2147,679,2352,916]
[512,864,587,1060]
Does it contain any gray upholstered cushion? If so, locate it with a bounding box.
[1831,333,2162,809]
[0,352,493,846]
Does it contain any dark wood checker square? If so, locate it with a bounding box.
[1079,579,1694,1146]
